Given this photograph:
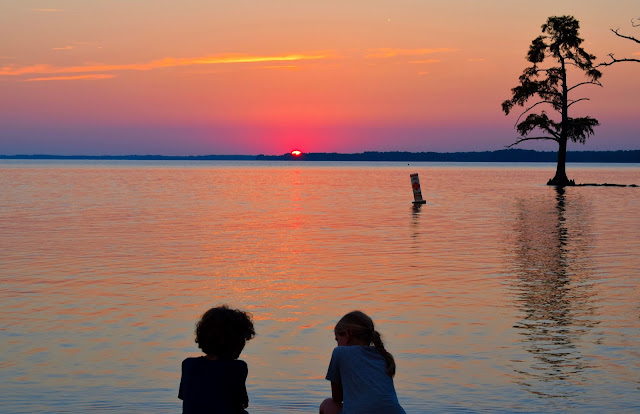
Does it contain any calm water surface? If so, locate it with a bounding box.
[1,161,639,413]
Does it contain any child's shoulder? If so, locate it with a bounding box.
[182,356,204,369]
[332,346,383,363]
[230,359,248,369]
[182,355,204,364]
[332,345,372,357]
[182,356,247,368]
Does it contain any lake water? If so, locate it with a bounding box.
[1,160,639,413]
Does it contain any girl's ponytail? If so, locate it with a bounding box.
[372,330,396,377]
[335,310,397,378]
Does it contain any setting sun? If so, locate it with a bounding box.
[291,150,302,156]
[1,1,638,156]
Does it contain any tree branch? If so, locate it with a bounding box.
[514,100,555,126]
[568,97,590,108]
[611,27,640,44]
[526,67,556,75]
[598,54,640,67]
[505,136,559,149]
[597,23,640,67]
[567,81,602,92]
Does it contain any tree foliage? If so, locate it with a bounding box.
[502,16,602,186]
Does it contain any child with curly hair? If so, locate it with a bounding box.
[179,305,255,414]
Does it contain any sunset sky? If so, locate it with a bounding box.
[1,1,638,155]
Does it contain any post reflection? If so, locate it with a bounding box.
[509,187,599,399]
[410,204,422,240]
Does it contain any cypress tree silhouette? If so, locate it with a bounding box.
[502,16,602,186]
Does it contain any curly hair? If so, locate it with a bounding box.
[195,305,255,359]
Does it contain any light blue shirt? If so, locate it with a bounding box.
[326,345,406,414]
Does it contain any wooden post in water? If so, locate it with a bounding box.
[410,173,427,204]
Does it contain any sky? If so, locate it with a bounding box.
[1,0,638,155]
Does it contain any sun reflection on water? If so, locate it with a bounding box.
[0,161,639,413]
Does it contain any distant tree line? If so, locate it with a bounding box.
[0,154,255,160]
[255,149,640,162]
[3,150,639,162]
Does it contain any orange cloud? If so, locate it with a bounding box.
[366,48,457,58]
[0,52,332,78]
[467,58,486,62]
[408,59,441,64]
[53,46,73,51]
[32,8,63,12]
[23,74,115,82]
[256,65,298,70]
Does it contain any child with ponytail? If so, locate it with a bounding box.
[319,311,406,414]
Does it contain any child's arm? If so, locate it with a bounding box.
[238,360,249,409]
[331,381,343,406]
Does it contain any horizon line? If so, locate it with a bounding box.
[2,148,640,158]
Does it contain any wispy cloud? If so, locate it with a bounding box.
[366,48,457,59]
[23,74,115,82]
[408,59,441,64]
[256,65,298,70]
[53,46,73,51]
[0,52,333,78]
[32,8,63,12]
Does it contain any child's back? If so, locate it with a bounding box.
[179,305,255,414]
[320,310,406,414]
[179,356,248,414]
[326,345,405,414]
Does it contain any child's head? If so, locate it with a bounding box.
[195,305,255,360]
[334,310,396,377]
[334,310,376,345]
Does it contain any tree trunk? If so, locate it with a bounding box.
[548,58,575,187]
[547,139,574,186]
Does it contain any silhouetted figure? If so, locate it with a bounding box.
[179,305,256,414]
[319,311,406,414]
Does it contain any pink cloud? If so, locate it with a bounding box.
[366,48,457,58]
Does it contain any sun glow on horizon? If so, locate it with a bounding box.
[2,1,638,154]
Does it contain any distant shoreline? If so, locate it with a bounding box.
[1,149,639,163]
